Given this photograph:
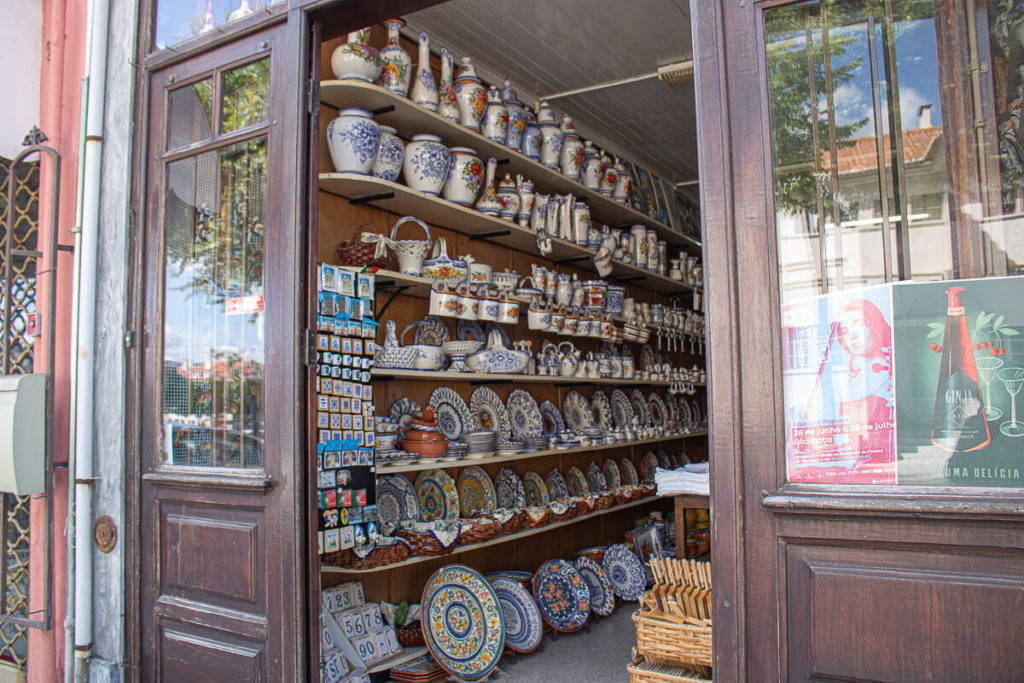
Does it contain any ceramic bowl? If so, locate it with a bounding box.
[465,347,530,374]
[376,433,399,450]
[403,430,445,442]
[442,340,485,356]
[399,439,448,459]
[406,344,445,370]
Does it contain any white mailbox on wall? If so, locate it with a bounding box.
[0,374,46,495]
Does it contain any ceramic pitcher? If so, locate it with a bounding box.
[437,47,459,122]
[454,55,486,131]
[474,157,502,216]
[379,18,411,96]
[502,79,527,149]
[409,31,438,111]
[481,86,509,144]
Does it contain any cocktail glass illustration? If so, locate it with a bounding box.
[975,357,1004,420]
[996,366,1024,438]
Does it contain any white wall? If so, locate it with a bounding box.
[0,0,43,159]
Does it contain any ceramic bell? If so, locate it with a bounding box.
[437,47,459,122]
[474,157,502,216]
[379,18,411,96]
[409,31,438,111]
[454,55,486,131]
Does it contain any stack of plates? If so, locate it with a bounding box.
[390,655,447,683]
[444,441,468,461]
[464,431,497,458]
[522,435,550,451]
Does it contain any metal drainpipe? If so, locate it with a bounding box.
[68,0,110,679]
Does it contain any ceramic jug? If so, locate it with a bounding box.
[558,341,580,378]
[474,157,502,216]
[331,29,380,82]
[403,134,449,195]
[612,160,631,203]
[599,154,617,196]
[502,79,527,150]
[496,174,520,220]
[327,108,380,174]
[559,117,584,180]
[437,47,460,122]
[571,201,591,246]
[442,147,483,206]
[389,216,432,276]
[481,86,509,145]
[454,55,486,131]
[581,141,604,191]
[371,125,404,182]
[520,110,542,160]
[409,31,438,111]
[537,100,563,170]
[516,175,535,227]
[379,18,411,96]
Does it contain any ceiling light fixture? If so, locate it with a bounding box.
[541,59,694,101]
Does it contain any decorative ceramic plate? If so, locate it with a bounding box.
[678,399,692,429]
[603,459,622,489]
[657,449,672,469]
[610,389,635,429]
[522,471,549,506]
[648,393,668,429]
[429,387,475,441]
[566,466,590,496]
[495,467,527,508]
[507,389,543,439]
[575,556,615,617]
[562,391,594,432]
[586,461,607,492]
[421,564,505,680]
[483,322,511,347]
[489,576,543,653]
[664,393,680,426]
[690,399,701,425]
[390,397,422,432]
[415,315,450,346]
[415,469,459,521]
[620,458,639,486]
[538,400,565,437]
[469,386,512,442]
[456,319,486,342]
[601,543,646,601]
[639,344,655,369]
[589,390,614,433]
[458,466,497,517]
[546,469,570,500]
[641,452,660,482]
[485,570,533,587]
[532,559,590,632]
[376,474,419,524]
[631,389,651,428]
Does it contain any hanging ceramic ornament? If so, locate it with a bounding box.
[475,157,502,216]
[536,100,563,171]
[331,29,381,82]
[502,79,527,150]
[454,55,487,131]
[228,0,252,21]
[437,47,460,122]
[481,86,509,145]
[559,116,585,181]
[379,18,411,97]
[409,31,439,111]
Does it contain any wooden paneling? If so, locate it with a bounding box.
[159,624,264,682]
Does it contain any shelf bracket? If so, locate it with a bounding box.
[468,229,511,241]
[469,378,512,386]
[553,255,589,265]
[377,286,410,315]
[496,158,510,166]
[614,275,647,282]
[370,105,395,116]
[348,191,395,206]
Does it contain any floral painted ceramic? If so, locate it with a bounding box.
[532,559,590,632]
[379,19,411,96]
[601,543,646,601]
[442,147,483,206]
[403,134,449,195]
[409,31,438,112]
[575,556,615,616]
[489,575,543,653]
[371,125,404,182]
[422,565,505,680]
[415,468,459,521]
[437,47,460,122]
[327,108,380,174]
[330,29,380,82]
[481,86,509,145]
[454,55,486,131]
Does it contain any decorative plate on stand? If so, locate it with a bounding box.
[522,471,550,506]
[631,389,651,428]
[691,399,701,426]
[620,458,639,486]
[586,461,607,492]
[415,469,459,521]
[601,543,647,601]
[376,474,419,524]
[609,389,635,429]
[428,387,475,441]
[603,459,622,489]
[538,400,565,437]
[458,466,497,517]
[456,319,486,342]
[495,467,527,508]
[566,466,590,496]
[641,452,660,483]
[415,315,451,346]
[532,559,590,632]
[469,386,512,442]
[678,400,692,430]
[507,389,543,439]
[590,390,614,433]
[647,393,668,430]
[421,564,505,681]
[546,469,570,500]
[562,391,594,432]
[657,449,672,469]
[389,397,422,432]
[575,556,615,617]
[489,576,543,653]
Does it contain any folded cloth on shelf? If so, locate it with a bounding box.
[655,465,709,496]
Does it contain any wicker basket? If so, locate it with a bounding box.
[394,527,460,556]
[521,507,551,529]
[396,623,425,647]
[457,518,500,545]
[491,510,525,535]
[615,488,633,505]
[547,503,574,523]
[321,539,409,570]
[627,661,711,683]
[595,492,616,510]
[336,223,391,269]
[632,609,712,675]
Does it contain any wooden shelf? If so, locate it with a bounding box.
[371,368,707,387]
[319,80,701,254]
[375,432,709,474]
[366,646,427,674]
[320,495,664,575]
[320,174,700,298]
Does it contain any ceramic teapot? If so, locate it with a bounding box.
[388,216,432,275]
[557,341,581,377]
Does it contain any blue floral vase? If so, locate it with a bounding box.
[327,108,381,174]
[403,133,449,195]
[372,125,404,182]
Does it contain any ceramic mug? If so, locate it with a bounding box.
[468,261,492,284]
[455,282,477,320]
[476,288,500,322]
[528,307,552,331]
[429,280,461,317]
[498,297,519,324]
[564,314,579,336]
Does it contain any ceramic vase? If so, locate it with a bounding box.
[599,154,617,196]
[327,108,381,174]
[536,100,563,170]
[502,79,526,150]
[454,55,487,131]
[520,111,542,160]
[496,174,520,220]
[372,125,404,182]
[437,47,460,123]
[443,147,484,206]
[612,160,631,202]
[409,31,438,111]
[559,116,584,180]
[379,18,411,97]
[481,86,509,145]
[403,133,449,195]
[581,141,604,191]
[516,175,535,227]
[331,29,381,83]
[475,157,502,216]
[228,0,252,21]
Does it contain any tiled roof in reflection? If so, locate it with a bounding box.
[824,126,943,175]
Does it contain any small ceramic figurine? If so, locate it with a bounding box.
[409,31,438,111]
[379,18,411,96]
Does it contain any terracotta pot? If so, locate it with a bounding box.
[400,440,448,458]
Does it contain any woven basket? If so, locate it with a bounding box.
[615,489,633,505]
[321,540,409,570]
[627,661,711,683]
[457,518,500,545]
[396,623,425,647]
[632,609,712,676]
[394,528,459,556]
[521,508,551,529]
[547,505,574,523]
[494,511,525,535]
[336,223,390,269]
[595,492,616,510]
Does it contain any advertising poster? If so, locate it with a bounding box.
[782,285,897,484]
[892,276,1024,486]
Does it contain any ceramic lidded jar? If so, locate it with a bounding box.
[502,79,527,150]
[496,174,521,220]
[536,100,564,171]
[379,18,411,96]
[403,133,449,195]
[581,141,604,191]
[481,86,509,145]
[331,29,381,82]
[454,55,487,131]
[520,109,542,160]
[409,31,439,111]
[516,175,535,227]
[442,147,484,206]
[372,125,404,182]
[612,159,631,202]
[437,47,460,123]
[599,154,617,196]
[559,116,585,181]
[474,157,502,216]
[327,108,381,174]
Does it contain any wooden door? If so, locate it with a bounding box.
[137,26,303,682]
[693,0,1024,680]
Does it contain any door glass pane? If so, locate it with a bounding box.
[162,138,267,468]
[168,78,214,150]
[154,0,285,50]
[221,58,270,134]
[767,1,1024,488]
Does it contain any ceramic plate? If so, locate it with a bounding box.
[485,570,533,587]
[641,452,660,482]
[376,474,419,524]
[562,391,594,432]
[458,466,497,517]
[648,393,668,429]
[546,469,570,500]
[678,399,692,428]
[690,399,701,425]
[538,400,565,437]
[664,393,680,426]
[415,469,459,521]
[601,543,646,601]
[495,467,527,508]
[575,556,615,617]
[620,458,639,486]
[657,449,672,469]
[415,315,450,346]
[390,397,422,432]
[532,559,590,632]
[631,389,651,428]
[507,389,543,439]
[469,386,512,442]
[609,389,635,429]
[489,576,543,653]
[522,471,549,506]
[603,459,622,489]
[456,319,486,342]
[428,387,475,441]
[421,564,505,680]
[586,461,607,492]
[566,466,589,496]
[590,390,614,433]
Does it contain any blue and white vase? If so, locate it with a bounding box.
[520,110,542,160]
[581,140,604,191]
[372,125,404,182]
[604,285,625,315]
[481,86,508,145]
[409,31,438,112]
[559,116,584,181]
[454,55,486,131]
[330,29,380,82]
[442,147,484,206]
[379,18,411,97]
[536,100,563,171]
[327,108,380,174]
[403,133,449,195]
[502,79,526,150]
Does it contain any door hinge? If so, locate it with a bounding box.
[124,330,135,349]
[306,78,320,116]
[303,328,317,366]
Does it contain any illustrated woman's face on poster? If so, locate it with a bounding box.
[838,299,891,360]
[841,315,871,355]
